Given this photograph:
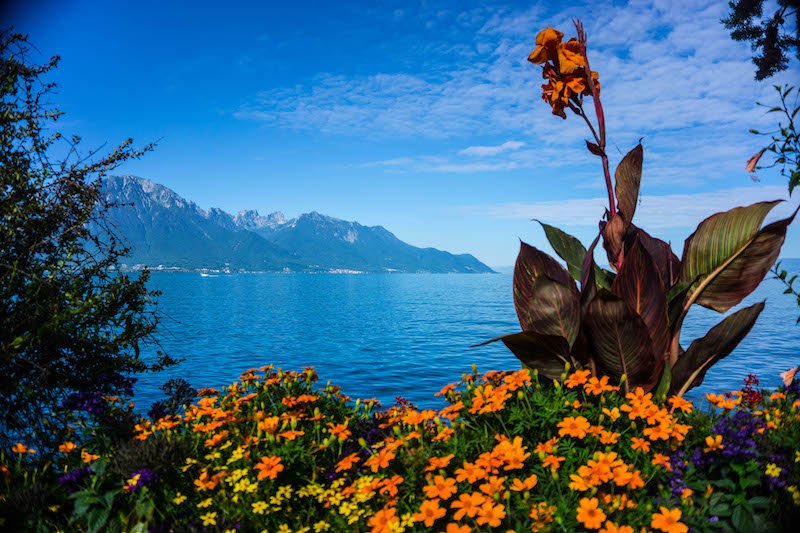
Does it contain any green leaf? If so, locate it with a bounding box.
[537,220,587,282]
[611,236,670,361]
[748,496,770,508]
[713,478,737,491]
[732,506,754,532]
[653,364,671,402]
[670,302,765,396]
[585,290,661,391]
[87,507,110,533]
[474,331,571,379]
[615,143,643,228]
[514,242,580,345]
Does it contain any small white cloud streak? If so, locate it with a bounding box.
[460,140,526,156]
[458,185,793,229]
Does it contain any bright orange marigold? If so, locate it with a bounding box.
[254,455,284,480]
[576,497,607,530]
[651,507,687,533]
[558,415,591,439]
[413,499,446,527]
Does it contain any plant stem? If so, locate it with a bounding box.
[574,19,615,218]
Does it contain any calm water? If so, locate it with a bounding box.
[135,263,800,411]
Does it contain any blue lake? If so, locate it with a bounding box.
[135,262,800,411]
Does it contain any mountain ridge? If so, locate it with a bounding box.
[102,176,495,274]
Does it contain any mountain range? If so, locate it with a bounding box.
[101,176,494,274]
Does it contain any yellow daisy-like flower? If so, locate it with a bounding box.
[766,463,782,477]
[252,501,268,514]
[200,511,217,526]
[172,493,187,505]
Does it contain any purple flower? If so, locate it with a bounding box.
[58,466,92,493]
[63,391,107,416]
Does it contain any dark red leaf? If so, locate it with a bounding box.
[614,144,643,228]
[670,302,764,395]
[585,290,662,391]
[627,225,681,287]
[611,237,670,362]
[516,277,581,347]
[474,331,572,380]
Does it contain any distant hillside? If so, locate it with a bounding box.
[102,176,495,274]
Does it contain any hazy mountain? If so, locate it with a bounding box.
[102,176,494,273]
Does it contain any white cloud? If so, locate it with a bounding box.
[235,0,797,187]
[458,185,793,229]
[460,140,526,156]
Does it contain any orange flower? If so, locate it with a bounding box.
[478,475,507,497]
[413,499,446,527]
[667,396,694,413]
[542,454,566,471]
[445,524,470,533]
[425,454,455,472]
[423,475,457,500]
[535,437,558,455]
[476,501,506,527]
[257,415,280,434]
[703,435,724,453]
[58,441,77,454]
[455,461,486,483]
[643,423,671,441]
[651,453,671,472]
[276,429,304,440]
[556,38,585,74]
[365,447,396,473]
[254,455,284,480]
[600,522,635,533]
[630,437,650,452]
[602,407,621,421]
[328,422,351,441]
[584,375,617,395]
[335,452,361,472]
[651,507,687,533]
[576,497,607,530]
[599,430,620,444]
[510,473,538,491]
[565,369,591,388]
[11,443,34,454]
[368,506,398,533]
[81,449,99,463]
[528,27,564,64]
[451,492,486,520]
[558,415,591,439]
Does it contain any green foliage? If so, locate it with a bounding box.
[722,0,800,80]
[0,31,175,456]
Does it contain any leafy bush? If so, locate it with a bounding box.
[0,31,175,456]
[2,365,799,531]
[481,22,797,399]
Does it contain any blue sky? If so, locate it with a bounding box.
[7,0,799,266]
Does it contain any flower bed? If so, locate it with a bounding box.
[2,365,799,532]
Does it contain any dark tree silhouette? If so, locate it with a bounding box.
[722,0,799,80]
[0,31,175,455]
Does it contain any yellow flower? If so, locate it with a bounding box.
[252,501,268,514]
[313,521,330,532]
[197,498,213,508]
[766,463,782,477]
[200,511,217,526]
[172,493,187,505]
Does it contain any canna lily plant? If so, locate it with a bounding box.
[482,21,798,398]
